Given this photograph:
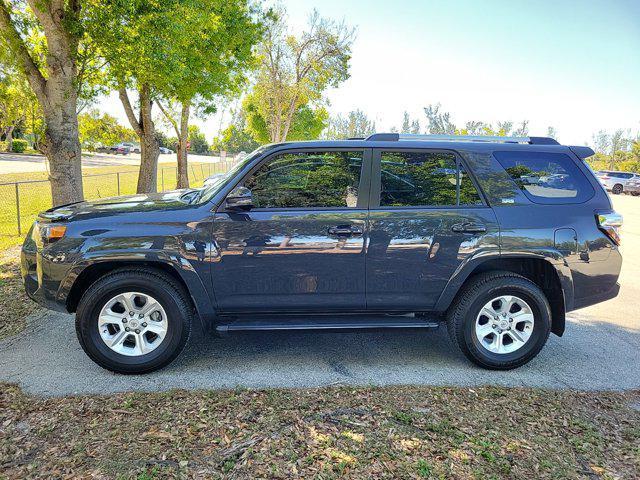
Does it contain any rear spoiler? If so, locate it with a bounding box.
[569,146,595,160]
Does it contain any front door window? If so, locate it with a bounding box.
[243,151,364,209]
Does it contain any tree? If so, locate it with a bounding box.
[87,0,260,192]
[0,0,87,204]
[78,109,136,151]
[513,120,529,137]
[0,65,35,151]
[86,0,178,193]
[245,94,328,143]
[155,0,262,188]
[423,104,456,134]
[323,109,375,139]
[401,111,420,134]
[248,8,355,143]
[592,129,632,169]
[187,125,209,155]
[423,103,532,139]
[213,109,259,153]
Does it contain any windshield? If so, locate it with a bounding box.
[188,145,274,205]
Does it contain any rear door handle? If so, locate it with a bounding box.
[328,225,363,237]
[451,222,487,233]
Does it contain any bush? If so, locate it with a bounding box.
[0,141,7,152]
[11,139,28,153]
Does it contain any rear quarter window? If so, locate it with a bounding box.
[493,151,594,204]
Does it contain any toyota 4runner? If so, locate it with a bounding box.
[21,133,623,374]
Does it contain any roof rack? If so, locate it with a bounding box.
[365,133,559,145]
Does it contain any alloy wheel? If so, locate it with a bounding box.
[98,292,168,356]
[475,295,534,354]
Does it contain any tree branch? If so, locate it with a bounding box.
[156,100,180,138]
[0,1,47,102]
[118,87,143,136]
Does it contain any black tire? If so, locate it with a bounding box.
[447,271,551,370]
[76,268,192,374]
[612,184,623,194]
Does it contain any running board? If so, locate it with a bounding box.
[215,314,441,334]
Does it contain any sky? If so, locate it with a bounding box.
[99,0,640,146]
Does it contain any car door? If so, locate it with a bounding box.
[211,148,372,313]
[366,148,500,311]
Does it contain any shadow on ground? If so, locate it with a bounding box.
[0,310,638,396]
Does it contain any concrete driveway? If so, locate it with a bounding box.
[1,197,638,396]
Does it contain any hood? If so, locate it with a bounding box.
[39,190,192,222]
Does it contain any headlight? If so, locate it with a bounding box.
[36,223,67,244]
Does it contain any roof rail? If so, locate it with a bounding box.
[365,133,560,145]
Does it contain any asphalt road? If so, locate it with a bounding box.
[1,196,638,397]
[0,152,220,174]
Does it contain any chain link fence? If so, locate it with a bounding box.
[0,160,237,238]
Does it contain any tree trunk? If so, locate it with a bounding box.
[119,84,159,194]
[137,85,159,193]
[40,65,83,205]
[280,95,298,142]
[5,125,13,151]
[176,103,190,189]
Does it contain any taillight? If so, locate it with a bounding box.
[596,211,623,245]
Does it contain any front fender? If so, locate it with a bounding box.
[60,249,216,330]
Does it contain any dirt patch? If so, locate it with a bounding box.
[0,384,638,479]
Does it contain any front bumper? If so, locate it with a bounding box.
[21,228,75,313]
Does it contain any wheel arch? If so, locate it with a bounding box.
[435,254,573,336]
[63,258,215,332]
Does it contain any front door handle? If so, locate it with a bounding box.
[451,222,487,234]
[328,225,363,237]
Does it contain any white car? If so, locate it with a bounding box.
[595,170,640,195]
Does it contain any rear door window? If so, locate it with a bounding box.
[379,151,483,207]
[493,151,594,204]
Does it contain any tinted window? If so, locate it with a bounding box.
[244,150,363,209]
[380,151,483,207]
[493,151,594,204]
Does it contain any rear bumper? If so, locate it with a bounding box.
[572,282,620,310]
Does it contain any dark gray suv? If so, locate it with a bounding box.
[21,134,623,374]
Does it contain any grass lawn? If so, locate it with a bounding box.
[0,161,230,250]
[0,383,638,479]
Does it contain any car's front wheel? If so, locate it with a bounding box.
[76,268,192,374]
[447,271,551,370]
[612,184,623,194]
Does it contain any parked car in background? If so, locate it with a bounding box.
[22,134,622,374]
[160,147,174,154]
[595,170,640,194]
[115,145,132,155]
[624,176,640,195]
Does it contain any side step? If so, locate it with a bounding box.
[215,314,441,334]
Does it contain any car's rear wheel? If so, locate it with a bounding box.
[76,268,192,374]
[447,271,551,370]
[612,184,623,194]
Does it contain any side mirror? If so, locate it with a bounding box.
[225,186,253,211]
